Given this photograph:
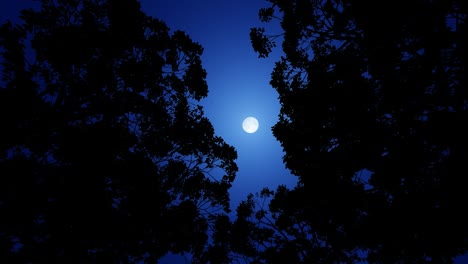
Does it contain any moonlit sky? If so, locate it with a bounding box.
[2,1,468,263]
[0,0,298,212]
[140,0,299,211]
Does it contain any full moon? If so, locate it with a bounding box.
[242,117,259,134]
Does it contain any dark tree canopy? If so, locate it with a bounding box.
[0,0,237,262]
[218,0,468,263]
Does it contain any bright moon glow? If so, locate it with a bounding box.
[242,117,259,134]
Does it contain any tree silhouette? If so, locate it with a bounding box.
[216,0,468,262]
[0,0,237,262]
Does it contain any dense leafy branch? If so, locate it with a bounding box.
[0,0,237,262]
[237,0,468,263]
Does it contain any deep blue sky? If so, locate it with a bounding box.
[140,3,299,261]
[140,0,298,211]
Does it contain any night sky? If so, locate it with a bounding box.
[1,1,468,263]
[0,0,297,212]
[141,2,298,260]
[141,0,298,212]
[1,1,297,262]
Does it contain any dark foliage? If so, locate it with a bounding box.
[218,0,468,263]
[0,0,237,262]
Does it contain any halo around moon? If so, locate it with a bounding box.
[242,117,259,134]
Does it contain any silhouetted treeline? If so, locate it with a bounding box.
[0,0,237,262]
[2,0,468,263]
[228,0,468,262]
